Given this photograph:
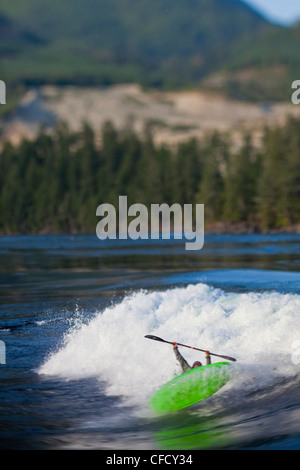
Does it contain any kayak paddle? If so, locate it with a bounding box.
[145,334,237,362]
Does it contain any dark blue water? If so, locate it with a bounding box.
[0,234,300,450]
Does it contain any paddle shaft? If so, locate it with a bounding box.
[145,335,237,362]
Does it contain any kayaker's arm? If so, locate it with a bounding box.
[205,351,211,365]
[173,342,191,372]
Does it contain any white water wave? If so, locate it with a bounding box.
[39,283,300,405]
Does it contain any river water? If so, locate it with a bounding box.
[0,233,300,450]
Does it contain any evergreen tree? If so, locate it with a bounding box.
[223,134,259,223]
[0,118,300,234]
[196,132,227,224]
[258,126,288,228]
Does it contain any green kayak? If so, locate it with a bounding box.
[151,362,231,412]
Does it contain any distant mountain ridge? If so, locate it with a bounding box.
[0,0,297,100]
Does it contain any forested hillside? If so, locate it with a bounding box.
[1,117,300,234]
[1,1,300,235]
[0,0,275,92]
[211,21,300,101]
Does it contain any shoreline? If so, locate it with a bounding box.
[204,221,300,235]
[1,221,300,237]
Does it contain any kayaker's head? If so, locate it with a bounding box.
[192,361,202,368]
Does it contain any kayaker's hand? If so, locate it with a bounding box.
[172,342,178,348]
[205,350,210,357]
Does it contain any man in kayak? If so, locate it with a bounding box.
[172,342,211,373]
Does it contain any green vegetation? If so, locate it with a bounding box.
[215,22,300,101]
[1,0,299,101]
[0,0,275,94]
[1,117,300,234]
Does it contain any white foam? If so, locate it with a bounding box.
[39,283,300,405]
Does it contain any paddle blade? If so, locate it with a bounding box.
[217,354,237,362]
[145,335,168,344]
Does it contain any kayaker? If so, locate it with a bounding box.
[172,342,211,373]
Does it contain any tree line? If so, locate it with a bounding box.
[1,116,300,234]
